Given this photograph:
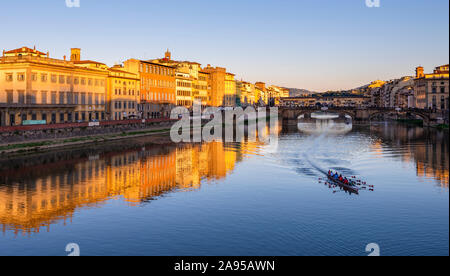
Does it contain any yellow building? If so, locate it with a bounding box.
[224,73,236,107]
[107,65,140,120]
[236,81,256,106]
[267,85,289,106]
[254,86,266,105]
[414,65,449,110]
[369,80,386,89]
[175,71,193,107]
[194,71,210,107]
[0,47,108,126]
[202,65,227,107]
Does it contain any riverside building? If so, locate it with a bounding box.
[123,58,176,118]
[107,65,140,120]
[414,65,449,110]
[0,47,108,126]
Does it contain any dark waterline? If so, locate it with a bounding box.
[0,122,448,256]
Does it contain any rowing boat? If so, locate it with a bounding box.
[327,175,359,194]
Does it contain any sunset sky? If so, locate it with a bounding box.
[1,0,449,91]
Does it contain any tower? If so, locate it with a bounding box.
[71,48,81,61]
[416,66,424,79]
[165,49,171,60]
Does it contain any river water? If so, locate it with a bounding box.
[0,119,448,256]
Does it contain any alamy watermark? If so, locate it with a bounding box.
[66,0,80,8]
[170,102,279,144]
[365,0,380,8]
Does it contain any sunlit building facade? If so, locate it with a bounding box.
[224,73,236,107]
[123,59,176,118]
[150,51,211,108]
[175,71,193,107]
[0,47,108,126]
[202,65,227,107]
[107,65,140,120]
[414,65,449,110]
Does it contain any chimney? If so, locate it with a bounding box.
[64,55,66,61]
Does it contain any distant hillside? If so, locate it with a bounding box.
[287,88,315,97]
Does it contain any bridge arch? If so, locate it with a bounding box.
[279,108,356,123]
[368,109,431,125]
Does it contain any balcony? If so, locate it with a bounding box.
[0,103,77,109]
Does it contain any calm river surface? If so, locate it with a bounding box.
[0,120,448,256]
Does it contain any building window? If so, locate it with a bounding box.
[60,113,65,122]
[41,74,48,82]
[74,93,79,104]
[51,92,57,104]
[67,92,73,104]
[31,73,38,81]
[74,77,79,85]
[17,73,25,81]
[18,91,25,104]
[81,93,86,105]
[5,73,13,82]
[51,75,57,83]
[67,76,72,84]
[88,79,93,86]
[88,93,93,105]
[59,92,65,104]
[81,78,86,85]
[41,91,47,104]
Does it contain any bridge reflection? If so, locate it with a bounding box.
[297,114,352,135]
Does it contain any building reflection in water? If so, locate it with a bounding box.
[0,125,275,235]
[369,124,449,189]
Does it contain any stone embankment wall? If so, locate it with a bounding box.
[0,119,176,144]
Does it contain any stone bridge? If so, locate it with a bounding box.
[278,107,442,126]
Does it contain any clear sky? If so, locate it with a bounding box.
[1,0,449,91]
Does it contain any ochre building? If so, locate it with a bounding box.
[0,47,108,126]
